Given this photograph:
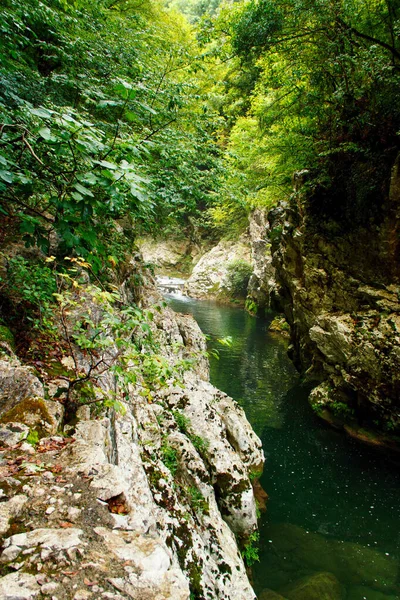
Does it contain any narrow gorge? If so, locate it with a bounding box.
[1,0,400,598]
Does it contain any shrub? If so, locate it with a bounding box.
[226,260,253,298]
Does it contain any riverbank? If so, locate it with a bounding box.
[166,295,400,600]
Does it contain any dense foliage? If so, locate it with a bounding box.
[1,0,399,313]
[0,0,230,268]
[202,0,400,225]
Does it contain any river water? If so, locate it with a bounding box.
[167,295,400,599]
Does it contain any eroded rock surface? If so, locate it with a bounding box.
[184,239,251,300]
[268,156,400,438]
[0,280,263,599]
[247,208,277,313]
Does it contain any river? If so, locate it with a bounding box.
[167,295,400,600]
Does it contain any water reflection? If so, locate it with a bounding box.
[167,296,400,599]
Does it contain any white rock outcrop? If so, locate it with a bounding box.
[0,279,264,599]
[184,239,251,299]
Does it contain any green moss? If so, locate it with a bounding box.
[160,443,178,476]
[189,434,209,455]
[241,531,260,567]
[187,486,209,515]
[0,325,16,352]
[268,316,290,334]
[187,556,204,600]
[0,397,52,437]
[245,297,258,316]
[26,429,39,446]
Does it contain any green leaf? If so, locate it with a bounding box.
[29,107,53,118]
[38,127,56,142]
[74,183,94,197]
[137,102,157,115]
[97,100,122,108]
[0,170,14,183]
[94,160,118,170]
[78,172,98,185]
[71,192,83,201]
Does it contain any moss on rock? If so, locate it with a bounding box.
[0,397,57,437]
[0,325,16,353]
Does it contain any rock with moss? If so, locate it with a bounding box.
[247,208,277,314]
[0,263,263,600]
[184,239,252,301]
[269,316,290,336]
[268,155,400,441]
[0,357,44,413]
[0,395,63,437]
[137,236,204,275]
[0,325,16,355]
[259,590,288,600]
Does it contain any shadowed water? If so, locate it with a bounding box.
[167,295,400,599]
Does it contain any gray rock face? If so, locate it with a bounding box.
[184,239,251,299]
[137,236,206,275]
[0,358,44,413]
[0,495,27,536]
[268,155,400,436]
[247,208,277,312]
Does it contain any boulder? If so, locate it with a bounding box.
[0,422,29,447]
[0,494,28,535]
[0,358,44,413]
[0,397,63,436]
[184,239,251,300]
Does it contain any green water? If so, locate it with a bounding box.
[167,296,400,599]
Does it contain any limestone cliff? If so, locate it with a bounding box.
[0,264,263,599]
[246,209,277,315]
[268,157,400,444]
[183,239,252,301]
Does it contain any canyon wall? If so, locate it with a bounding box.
[268,159,400,443]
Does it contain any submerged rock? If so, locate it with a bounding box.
[282,571,344,600]
[266,524,399,593]
[347,585,399,600]
[259,589,288,600]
